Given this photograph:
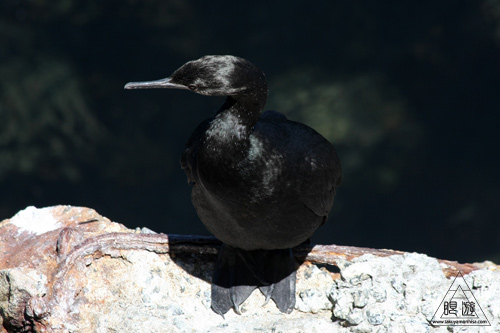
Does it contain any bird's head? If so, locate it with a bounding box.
[125,55,267,98]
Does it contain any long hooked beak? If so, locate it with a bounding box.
[124,77,190,90]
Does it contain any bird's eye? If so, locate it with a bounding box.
[188,84,197,90]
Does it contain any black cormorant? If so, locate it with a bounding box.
[125,55,342,315]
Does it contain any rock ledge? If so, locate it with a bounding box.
[1,206,498,332]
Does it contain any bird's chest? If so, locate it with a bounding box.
[195,115,252,186]
[196,135,249,191]
[195,131,286,207]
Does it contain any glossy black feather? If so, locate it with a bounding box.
[125,55,341,314]
[182,109,341,250]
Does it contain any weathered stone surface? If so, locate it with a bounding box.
[1,206,499,332]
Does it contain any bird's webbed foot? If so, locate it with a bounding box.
[211,244,258,315]
[256,248,296,314]
[210,245,296,315]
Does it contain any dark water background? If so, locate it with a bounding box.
[1,1,499,263]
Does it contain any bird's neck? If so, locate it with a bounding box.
[197,92,266,185]
[206,94,264,140]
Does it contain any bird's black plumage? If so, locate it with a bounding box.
[125,55,341,315]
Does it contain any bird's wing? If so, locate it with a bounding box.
[298,140,341,222]
[254,115,342,220]
[281,120,341,220]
